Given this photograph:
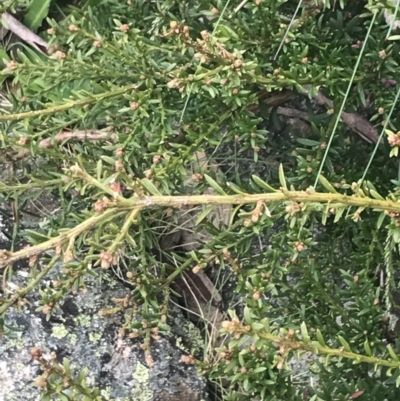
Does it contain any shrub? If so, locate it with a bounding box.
[1,0,400,400]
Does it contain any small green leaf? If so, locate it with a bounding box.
[243,306,252,325]
[363,339,372,356]
[319,175,338,194]
[278,164,287,190]
[23,0,52,32]
[334,207,345,223]
[63,358,71,375]
[387,344,399,361]
[204,174,227,195]
[252,175,278,192]
[296,138,320,147]
[300,322,310,343]
[337,335,352,352]
[316,329,326,347]
[141,178,161,195]
[195,206,214,226]
[227,182,247,195]
[82,0,105,10]
[24,229,51,242]
[369,189,385,201]
[96,159,102,180]
[100,155,116,165]
[376,212,387,230]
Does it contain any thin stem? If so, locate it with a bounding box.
[108,208,142,253]
[258,330,400,368]
[1,189,397,269]
[0,84,137,122]
[0,255,60,314]
[0,208,126,268]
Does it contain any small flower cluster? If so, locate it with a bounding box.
[221,319,252,339]
[386,129,400,157]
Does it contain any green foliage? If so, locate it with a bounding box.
[1,0,400,400]
[23,0,53,32]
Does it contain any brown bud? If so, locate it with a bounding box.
[47,27,55,35]
[55,51,66,60]
[191,173,203,182]
[153,154,162,164]
[233,59,243,69]
[243,218,252,227]
[181,354,196,364]
[130,102,139,110]
[42,304,53,315]
[100,250,114,269]
[6,60,19,70]
[294,242,305,252]
[93,40,102,48]
[30,347,43,361]
[34,376,47,389]
[192,264,203,274]
[115,147,124,158]
[201,30,209,41]
[68,24,79,32]
[120,24,130,33]
[115,160,125,172]
[144,169,153,179]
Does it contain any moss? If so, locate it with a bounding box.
[51,324,69,339]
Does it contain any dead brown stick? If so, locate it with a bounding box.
[1,13,48,55]
[0,130,117,164]
[253,88,380,144]
[275,106,309,120]
[312,91,380,143]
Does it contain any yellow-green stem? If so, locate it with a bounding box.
[0,84,137,122]
[259,331,400,369]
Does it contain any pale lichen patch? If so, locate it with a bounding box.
[51,324,69,339]
[131,362,154,401]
